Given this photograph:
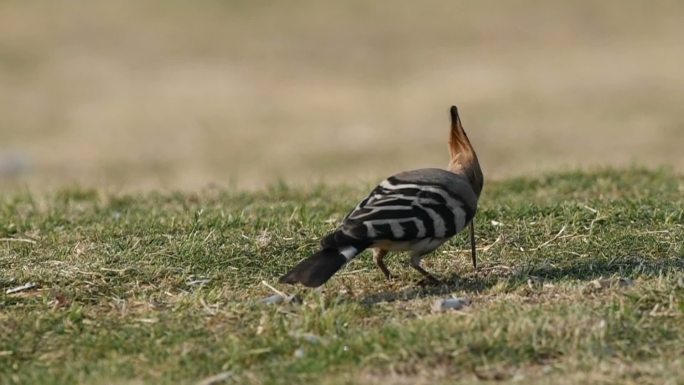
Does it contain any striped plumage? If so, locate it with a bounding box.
[280,106,483,287]
[338,171,476,241]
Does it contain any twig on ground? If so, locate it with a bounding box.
[339,268,369,276]
[261,280,288,298]
[451,235,503,254]
[195,371,233,385]
[0,237,36,244]
[532,225,567,250]
[6,282,38,294]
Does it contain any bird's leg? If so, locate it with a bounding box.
[470,219,477,270]
[409,252,441,285]
[373,248,392,280]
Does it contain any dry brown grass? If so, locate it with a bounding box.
[1,0,683,191]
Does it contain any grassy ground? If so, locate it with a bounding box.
[1,168,683,384]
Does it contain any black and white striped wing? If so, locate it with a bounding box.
[322,176,471,249]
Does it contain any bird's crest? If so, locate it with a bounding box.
[448,106,483,197]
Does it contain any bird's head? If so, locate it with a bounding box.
[447,106,483,197]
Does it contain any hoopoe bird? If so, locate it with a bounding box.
[280,106,483,287]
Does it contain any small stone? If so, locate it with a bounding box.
[261,294,287,305]
[432,297,469,312]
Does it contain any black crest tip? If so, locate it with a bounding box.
[449,105,459,123]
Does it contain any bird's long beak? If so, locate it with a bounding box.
[470,220,477,270]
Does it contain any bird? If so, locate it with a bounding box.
[279,105,483,287]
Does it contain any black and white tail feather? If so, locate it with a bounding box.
[279,106,484,287]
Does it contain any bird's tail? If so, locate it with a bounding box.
[279,246,359,287]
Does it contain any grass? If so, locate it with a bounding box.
[1,168,683,385]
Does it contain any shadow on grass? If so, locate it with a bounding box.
[359,272,500,305]
[518,255,684,282]
[359,255,684,305]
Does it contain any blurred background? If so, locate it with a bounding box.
[1,0,683,191]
